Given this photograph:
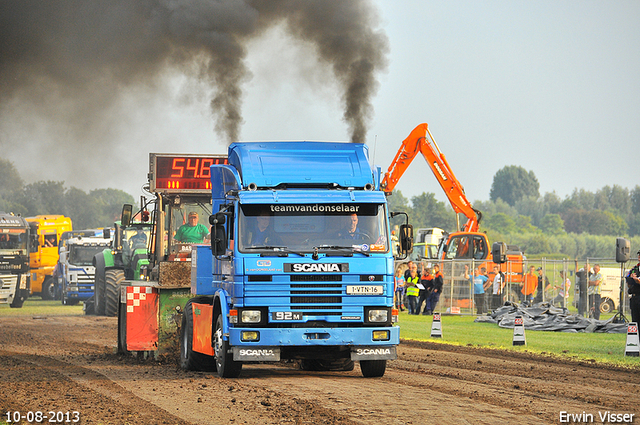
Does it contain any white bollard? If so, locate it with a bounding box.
[430,312,442,338]
[625,322,640,357]
[512,315,526,346]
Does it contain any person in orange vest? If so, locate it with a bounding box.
[521,265,537,306]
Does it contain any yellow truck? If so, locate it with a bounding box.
[26,215,72,299]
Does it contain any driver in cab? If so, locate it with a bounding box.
[336,213,368,242]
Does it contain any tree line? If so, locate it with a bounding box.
[0,158,134,230]
[388,165,640,258]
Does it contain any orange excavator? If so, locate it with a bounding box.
[382,123,524,282]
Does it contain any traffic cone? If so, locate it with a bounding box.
[512,315,526,346]
[625,322,640,357]
[430,312,442,338]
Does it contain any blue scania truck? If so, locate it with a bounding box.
[181,141,412,378]
[116,144,412,378]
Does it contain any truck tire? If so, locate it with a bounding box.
[41,277,56,300]
[94,268,106,315]
[179,297,216,371]
[600,298,615,314]
[214,314,242,378]
[360,359,386,378]
[104,269,124,317]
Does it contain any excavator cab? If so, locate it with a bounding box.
[443,233,488,260]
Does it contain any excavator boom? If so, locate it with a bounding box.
[381,123,481,233]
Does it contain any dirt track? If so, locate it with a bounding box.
[1,315,639,425]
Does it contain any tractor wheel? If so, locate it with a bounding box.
[360,360,387,378]
[104,269,124,317]
[179,297,216,371]
[214,314,242,378]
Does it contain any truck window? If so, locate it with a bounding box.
[44,234,57,247]
[238,203,389,253]
[69,245,107,266]
[0,230,28,251]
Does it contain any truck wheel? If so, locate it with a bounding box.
[41,277,56,300]
[104,269,124,317]
[360,360,386,378]
[94,268,106,315]
[179,298,216,371]
[600,298,615,314]
[214,314,242,378]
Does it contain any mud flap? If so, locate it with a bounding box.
[191,302,214,356]
[233,347,281,361]
[351,346,397,361]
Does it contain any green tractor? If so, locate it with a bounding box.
[92,205,152,316]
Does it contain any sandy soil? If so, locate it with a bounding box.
[1,315,639,425]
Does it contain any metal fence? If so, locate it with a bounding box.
[401,258,631,317]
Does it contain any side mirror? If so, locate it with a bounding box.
[103,228,111,240]
[210,212,228,256]
[492,242,507,264]
[121,204,133,227]
[399,224,413,254]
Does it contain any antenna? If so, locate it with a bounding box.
[372,134,378,165]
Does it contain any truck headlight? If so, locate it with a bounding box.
[19,275,27,289]
[367,309,389,323]
[241,310,262,324]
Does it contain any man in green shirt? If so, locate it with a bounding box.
[175,212,210,243]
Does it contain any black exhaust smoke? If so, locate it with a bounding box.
[0,0,388,143]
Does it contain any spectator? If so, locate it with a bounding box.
[534,267,551,303]
[521,266,537,306]
[405,265,420,315]
[575,262,590,316]
[625,250,640,323]
[404,261,415,281]
[417,265,432,315]
[425,264,443,315]
[588,264,602,319]
[394,267,406,312]
[552,270,571,309]
[491,265,505,311]
[473,266,489,315]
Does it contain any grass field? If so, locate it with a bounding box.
[2,297,638,369]
[397,310,640,368]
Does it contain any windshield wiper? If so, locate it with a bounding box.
[245,246,305,257]
[313,245,370,257]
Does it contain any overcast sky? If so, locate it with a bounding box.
[1,0,639,207]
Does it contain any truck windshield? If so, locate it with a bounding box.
[69,245,107,266]
[0,229,28,251]
[238,203,389,254]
